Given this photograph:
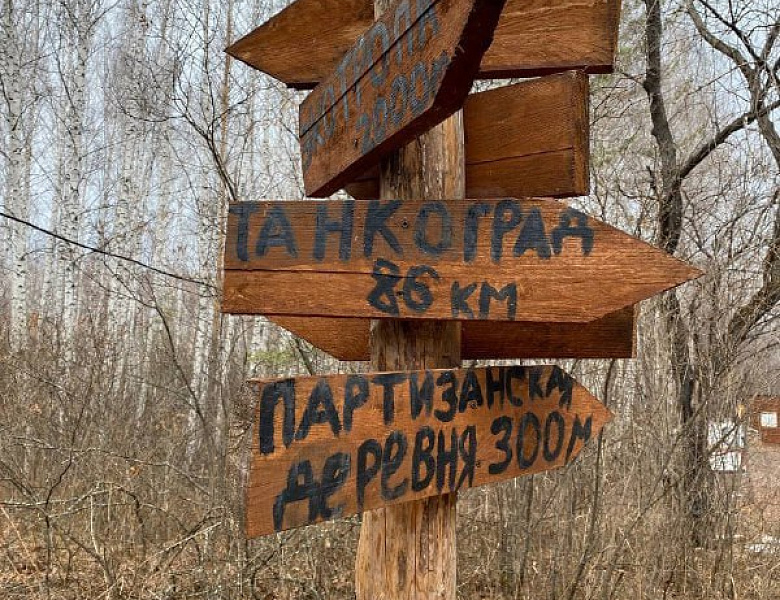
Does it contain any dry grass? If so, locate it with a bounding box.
[1,319,778,599]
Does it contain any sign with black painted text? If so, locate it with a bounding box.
[299,0,506,197]
[222,198,700,322]
[246,365,611,537]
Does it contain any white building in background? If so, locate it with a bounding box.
[708,419,746,473]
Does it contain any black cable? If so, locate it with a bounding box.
[0,210,217,290]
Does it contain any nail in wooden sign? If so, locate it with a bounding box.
[246,365,612,537]
[222,198,701,322]
[227,0,622,89]
[299,0,507,197]
[345,71,590,200]
[269,305,637,362]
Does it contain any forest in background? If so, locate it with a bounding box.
[0,0,778,598]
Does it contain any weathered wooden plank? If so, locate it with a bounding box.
[227,0,622,89]
[344,71,590,200]
[355,56,463,597]
[246,365,612,537]
[299,0,506,197]
[222,198,701,322]
[270,305,637,361]
[482,0,622,79]
[460,306,637,358]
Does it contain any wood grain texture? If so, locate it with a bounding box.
[299,0,506,197]
[229,0,374,88]
[245,365,612,537]
[482,0,622,78]
[344,71,590,200]
[226,0,622,89]
[354,43,465,598]
[222,198,701,322]
[464,71,590,199]
[269,305,637,361]
[360,320,461,599]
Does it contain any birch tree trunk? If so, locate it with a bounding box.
[1,0,32,351]
[56,0,95,362]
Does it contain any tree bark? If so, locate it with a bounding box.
[355,4,465,597]
[643,0,708,548]
[1,0,35,352]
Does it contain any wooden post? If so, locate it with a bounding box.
[354,3,464,597]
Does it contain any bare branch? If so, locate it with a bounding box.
[686,0,753,80]
[727,194,780,346]
[678,98,780,182]
[695,0,764,67]
[761,19,780,64]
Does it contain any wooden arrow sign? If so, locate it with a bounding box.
[345,71,590,200]
[269,305,637,362]
[222,198,701,322]
[246,365,612,537]
[227,0,622,89]
[299,0,507,197]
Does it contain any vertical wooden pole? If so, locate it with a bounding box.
[355,4,465,598]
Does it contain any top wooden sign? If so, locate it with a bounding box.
[227,0,623,89]
[299,0,506,197]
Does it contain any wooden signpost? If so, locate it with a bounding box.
[344,70,591,200]
[247,365,612,537]
[221,0,701,596]
[223,198,699,322]
[299,0,507,196]
[227,0,623,89]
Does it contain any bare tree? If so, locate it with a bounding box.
[640,0,779,548]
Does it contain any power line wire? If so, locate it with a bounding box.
[0,210,217,290]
